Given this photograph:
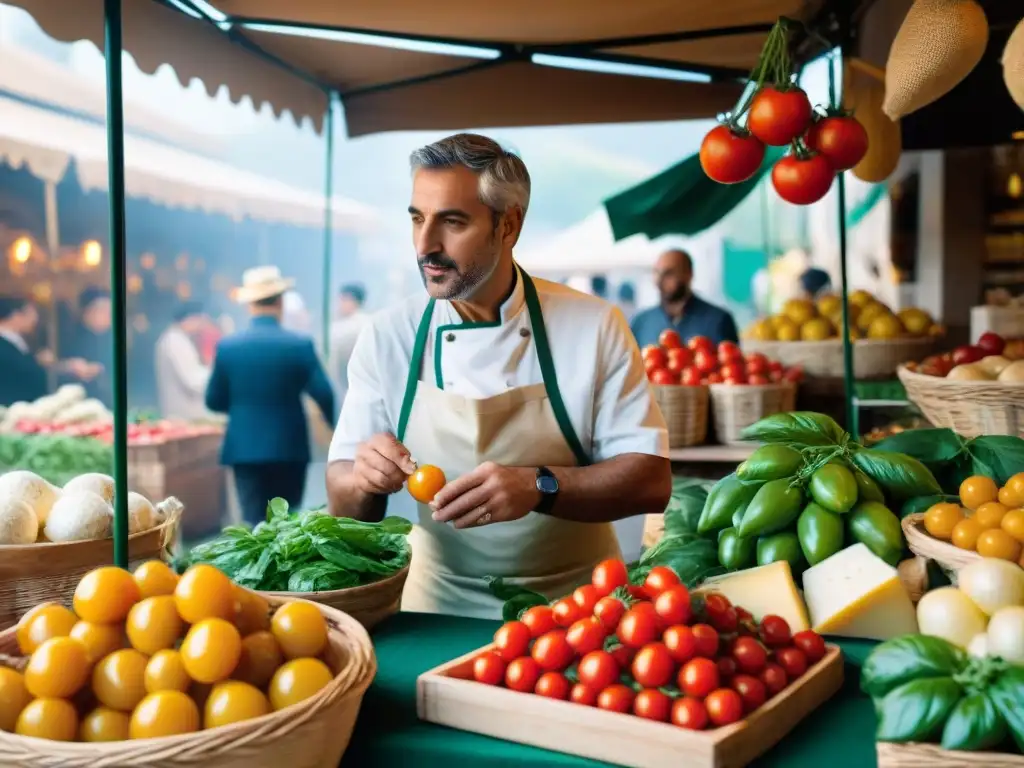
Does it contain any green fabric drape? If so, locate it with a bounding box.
[603,146,787,241]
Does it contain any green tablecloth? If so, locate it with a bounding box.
[342,613,880,768]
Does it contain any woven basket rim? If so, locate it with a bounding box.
[0,505,181,553]
[901,513,982,568]
[746,337,938,348]
[259,562,410,599]
[899,365,1024,390]
[0,594,376,755]
[708,381,797,392]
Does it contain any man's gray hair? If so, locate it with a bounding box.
[410,133,531,215]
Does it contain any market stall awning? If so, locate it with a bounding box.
[4,0,838,136]
[0,96,378,231]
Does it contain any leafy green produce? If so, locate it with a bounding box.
[0,433,112,486]
[736,444,804,482]
[861,635,967,699]
[178,498,412,592]
[941,693,1007,752]
[740,411,847,447]
[872,429,1024,491]
[852,449,942,499]
[876,678,963,743]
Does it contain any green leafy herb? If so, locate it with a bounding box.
[940,692,1008,752]
[966,436,1024,486]
[632,531,723,587]
[871,428,965,466]
[876,677,963,743]
[861,635,967,699]
[852,449,942,499]
[665,478,713,537]
[740,411,847,447]
[989,668,1024,751]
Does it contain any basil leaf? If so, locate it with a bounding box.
[486,576,548,604]
[990,668,1024,751]
[941,692,1008,751]
[966,436,1024,486]
[852,449,942,500]
[634,532,724,587]
[664,480,711,538]
[871,428,965,466]
[740,411,847,447]
[862,635,967,699]
[877,678,963,743]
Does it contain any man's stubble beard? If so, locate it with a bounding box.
[427,238,503,302]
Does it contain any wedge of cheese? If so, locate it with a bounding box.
[697,561,810,633]
[802,543,919,640]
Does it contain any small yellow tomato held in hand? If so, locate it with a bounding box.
[408,465,446,504]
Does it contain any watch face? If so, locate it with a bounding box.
[537,474,559,494]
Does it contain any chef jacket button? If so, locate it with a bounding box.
[519,327,531,338]
[445,332,456,342]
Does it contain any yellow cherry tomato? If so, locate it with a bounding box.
[1001,509,1024,543]
[92,648,149,711]
[1002,473,1024,508]
[74,567,141,624]
[24,636,89,699]
[174,565,238,624]
[145,649,193,694]
[129,691,200,740]
[17,604,77,655]
[126,596,183,655]
[203,681,271,729]
[923,503,964,540]
[133,560,180,599]
[70,621,125,664]
[0,667,32,732]
[974,502,1009,529]
[408,465,446,504]
[959,475,999,511]
[233,631,283,689]
[80,706,131,742]
[268,658,333,711]
[951,518,985,551]
[233,588,271,636]
[180,618,242,684]
[271,602,328,660]
[15,698,78,741]
[976,529,1024,562]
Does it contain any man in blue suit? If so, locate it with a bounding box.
[205,267,335,525]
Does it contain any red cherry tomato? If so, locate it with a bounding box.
[594,596,627,631]
[569,683,598,706]
[654,585,692,626]
[631,642,675,688]
[551,598,583,628]
[775,646,808,679]
[688,335,713,353]
[641,345,667,369]
[617,607,660,648]
[731,636,769,674]
[747,86,812,146]
[805,115,868,171]
[505,657,541,692]
[703,593,731,616]
[759,615,793,648]
[700,125,766,184]
[717,656,738,681]
[678,657,720,698]
[760,662,788,697]
[493,621,531,661]
[693,349,718,375]
[719,361,745,381]
[644,566,681,597]
[565,617,606,656]
[792,630,827,664]
[772,154,835,206]
[534,671,571,700]
[717,341,743,364]
[648,367,678,386]
[531,630,574,671]
[671,696,709,730]
[662,625,698,663]
[666,347,693,374]
[472,652,507,685]
[680,367,702,387]
[658,329,683,350]
[572,585,601,614]
[610,643,637,669]
[591,559,629,597]
[577,650,619,691]
[597,684,636,714]
[520,605,557,638]
[731,674,768,713]
[691,624,720,658]
[633,689,672,722]
[705,688,745,726]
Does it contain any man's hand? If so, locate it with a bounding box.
[352,433,416,496]
[431,462,541,529]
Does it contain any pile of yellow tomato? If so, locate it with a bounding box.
[924,473,1024,565]
[0,562,336,742]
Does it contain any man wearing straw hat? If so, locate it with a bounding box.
[205,266,335,525]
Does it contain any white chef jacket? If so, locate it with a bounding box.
[328,270,668,464]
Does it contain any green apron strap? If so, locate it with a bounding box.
[521,272,591,467]
[397,299,435,443]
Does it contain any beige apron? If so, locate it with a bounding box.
[398,270,621,619]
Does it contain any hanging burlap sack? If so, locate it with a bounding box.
[883,0,989,119]
[1004,18,1024,110]
[846,62,902,183]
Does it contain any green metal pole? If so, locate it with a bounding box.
[834,50,856,435]
[321,93,335,358]
[104,0,130,569]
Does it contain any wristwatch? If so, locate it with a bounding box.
[535,466,559,515]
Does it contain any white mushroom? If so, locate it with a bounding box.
[63,473,115,505]
[44,491,113,543]
[0,498,39,544]
[127,492,156,534]
[0,470,59,525]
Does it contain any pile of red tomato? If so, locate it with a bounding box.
[642,331,803,387]
[471,560,827,730]
[699,84,868,206]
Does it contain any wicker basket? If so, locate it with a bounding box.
[743,337,937,378]
[0,596,376,768]
[709,382,797,445]
[652,385,709,448]
[0,503,182,631]
[261,563,410,631]
[899,365,1024,438]
[902,513,982,582]
[877,741,1024,767]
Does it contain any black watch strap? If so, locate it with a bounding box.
[535,466,558,515]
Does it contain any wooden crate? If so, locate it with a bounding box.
[417,644,844,768]
[877,742,1024,767]
[128,461,225,542]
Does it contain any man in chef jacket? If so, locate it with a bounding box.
[326,133,672,620]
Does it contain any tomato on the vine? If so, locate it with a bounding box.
[759,615,793,648]
[691,624,720,658]
[792,630,826,663]
[493,621,531,662]
[700,125,766,184]
[534,672,571,700]
[520,605,557,638]
[805,115,868,171]
[731,674,767,712]
[569,683,597,706]
[591,559,629,596]
[678,657,720,698]
[732,636,769,674]
[772,154,834,205]
[531,630,574,671]
[633,689,672,722]
[505,657,541,693]
[643,566,680,597]
[760,662,788,697]
[472,652,506,685]
[705,688,744,726]
[670,697,709,730]
[775,647,808,679]
[565,617,606,656]
[631,643,675,688]
[663,625,698,664]
[617,607,660,648]
[577,650,619,691]
[654,585,692,626]
[747,86,812,146]
[572,585,601,614]
[597,685,635,713]
[593,596,626,631]
[551,598,584,628]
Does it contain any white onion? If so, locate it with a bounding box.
[916,586,988,648]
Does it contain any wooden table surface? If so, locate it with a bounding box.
[668,444,757,463]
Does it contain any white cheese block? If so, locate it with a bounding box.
[697,561,810,633]
[802,543,919,640]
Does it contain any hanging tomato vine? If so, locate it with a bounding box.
[699,17,870,206]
